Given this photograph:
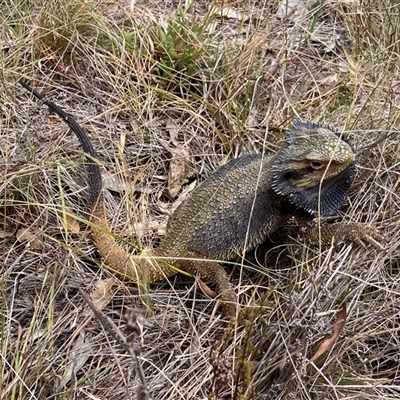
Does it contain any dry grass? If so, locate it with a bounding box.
[1,0,400,399]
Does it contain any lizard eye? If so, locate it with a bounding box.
[283,172,293,180]
[309,161,324,170]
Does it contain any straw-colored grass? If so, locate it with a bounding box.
[1,0,399,399]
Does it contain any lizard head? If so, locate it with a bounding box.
[271,120,356,216]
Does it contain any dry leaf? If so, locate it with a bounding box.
[58,333,91,388]
[0,229,14,239]
[58,202,80,234]
[133,221,161,238]
[16,228,43,251]
[218,8,248,21]
[199,280,217,299]
[164,145,197,199]
[328,0,360,4]
[209,4,250,21]
[308,303,347,366]
[61,213,80,235]
[158,179,197,219]
[103,170,126,193]
[82,278,119,318]
[276,0,309,21]
[164,117,181,141]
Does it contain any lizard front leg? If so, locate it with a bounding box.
[302,220,385,250]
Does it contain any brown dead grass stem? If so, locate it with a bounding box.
[1,0,400,399]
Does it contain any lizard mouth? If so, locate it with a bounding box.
[297,177,314,187]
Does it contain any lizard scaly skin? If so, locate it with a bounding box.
[20,82,383,317]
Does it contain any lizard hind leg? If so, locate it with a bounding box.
[171,255,237,318]
[89,202,179,282]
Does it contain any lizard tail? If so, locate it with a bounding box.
[19,80,166,283]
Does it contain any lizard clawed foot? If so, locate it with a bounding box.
[198,279,237,318]
[219,289,238,319]
[339,222,385,250]
[305,221,385,250]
